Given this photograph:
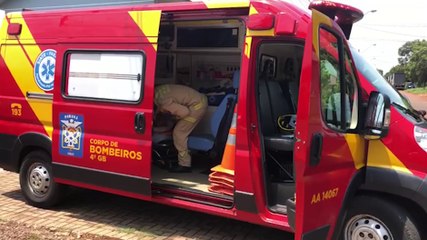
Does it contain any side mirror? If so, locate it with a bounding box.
[364,91,391,140]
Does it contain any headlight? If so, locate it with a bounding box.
[414,126,427,152]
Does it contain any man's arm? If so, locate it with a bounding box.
[160,100,190,119]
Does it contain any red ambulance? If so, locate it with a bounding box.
[0,0,425,239]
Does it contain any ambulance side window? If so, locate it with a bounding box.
[64,51,144,102]
[319,28,358,131]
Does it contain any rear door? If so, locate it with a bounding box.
[52,10,162,198]
[294,9,366,239]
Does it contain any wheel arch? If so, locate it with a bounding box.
[10,132,52,173]
[332,166,427,238]
[331,168,365,239]
[353,190,426,226]
[361,167,427,214]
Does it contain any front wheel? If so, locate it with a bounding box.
[19,151,65,208]
[343,195,422,240]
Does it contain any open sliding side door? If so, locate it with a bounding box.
[293,9,366,239]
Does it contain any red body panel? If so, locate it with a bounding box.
[0,57,46,137]
[358,73,427,178]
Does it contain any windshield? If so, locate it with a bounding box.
[351,48,413,108]
[350,47,424,122]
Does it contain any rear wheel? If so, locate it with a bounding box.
[343,195,422,240]
[19,151,65,208]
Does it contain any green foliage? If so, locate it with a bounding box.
[385,65,406,79]
[320,56,339,109]
[406,87,427,94]
[387,40,427,87]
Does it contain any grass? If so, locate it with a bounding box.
[118,227,137,234]
[405,87,427,94]
[118,227,160,238]
[27,234,42,240]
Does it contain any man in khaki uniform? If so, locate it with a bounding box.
[154,84,208,172]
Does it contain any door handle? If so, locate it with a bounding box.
[309,133,323,166]
[250,123,256,133]
[134,112,145,134]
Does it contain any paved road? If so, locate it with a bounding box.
[0,169,293,240]
[401,91,427,111]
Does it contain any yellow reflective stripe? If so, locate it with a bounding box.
[246,28,274,37]
[191,97,207,111]
[367,140,412,175]
[344,134,366,169]
[249,4,257,15]
[146,37,158,44]
[244,36,252,58]
[128,10,161,51]
[203,0,250,9]
[0,17,7,44]
[192,102,203,111]
[183,116,197,123]
[178,150,189,157]
[8,15,40,63]
[246,28,275,37]
[1,13,53,138]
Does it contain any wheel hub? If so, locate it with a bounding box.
[28,164,50,197]
[346,215,392,240]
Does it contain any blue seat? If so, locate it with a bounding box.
[188,71,239,152]
[188,94,236,151]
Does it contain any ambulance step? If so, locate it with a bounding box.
[152,184,233,208]
[286,198,296,230]
[270,204,287,214]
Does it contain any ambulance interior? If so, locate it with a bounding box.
[152,19,243,202]
[256,43,303,213]
[152,18,303,213]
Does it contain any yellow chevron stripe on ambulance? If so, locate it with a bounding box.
[0,13,53,138]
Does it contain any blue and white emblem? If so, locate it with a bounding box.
[34,49,56,91]
[59,113,84,158]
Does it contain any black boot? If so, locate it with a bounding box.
[169,165,192,173]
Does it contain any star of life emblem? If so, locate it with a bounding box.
[34,49,56,91]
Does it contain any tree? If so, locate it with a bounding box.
[398,40,426,65]
[409,42,427,86]
[389,40,427,87]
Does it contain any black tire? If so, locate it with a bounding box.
[19,150,66,208]
[342,195,422,240]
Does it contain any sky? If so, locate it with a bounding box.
[333,0,427,73]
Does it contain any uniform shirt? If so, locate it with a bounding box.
[154,84,204,119]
